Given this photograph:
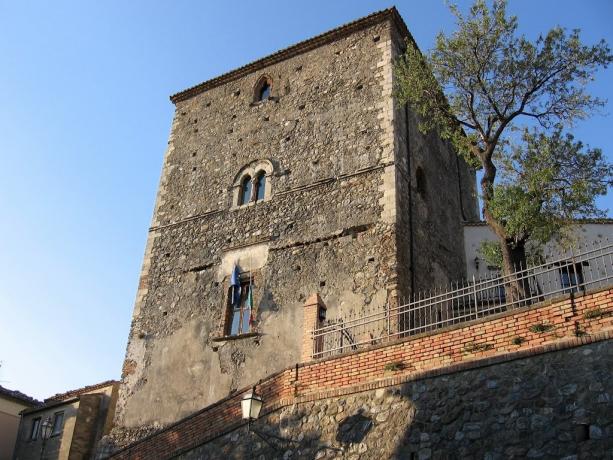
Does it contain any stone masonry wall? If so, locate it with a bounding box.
[112,9,478,447]
[389,25,479,303]
[109,287,613,459]
[179,339,613,459]
[113,17,400,442]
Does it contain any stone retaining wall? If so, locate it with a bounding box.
[109,287,613,459]
[179,339,613,459]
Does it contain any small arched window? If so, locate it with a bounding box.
[254,75,273,102]
[254,172,266,202]
[240,175,252,205]
[259,82,271,101]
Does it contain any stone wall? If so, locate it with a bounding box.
[112,8,478,445]
[390,25,478,303]
[178,338,613,459]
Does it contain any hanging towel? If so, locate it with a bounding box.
[230,265,241,307]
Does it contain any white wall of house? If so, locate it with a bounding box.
[463,222,613,280]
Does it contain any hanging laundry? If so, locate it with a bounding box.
[230,264,241,307]
[247,283,254,325]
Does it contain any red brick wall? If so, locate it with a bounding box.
[111,288,613,459]
[295,289,613,393]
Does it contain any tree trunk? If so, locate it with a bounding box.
[499,237,530,305]
[480,152,530,305]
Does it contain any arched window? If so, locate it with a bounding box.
[254,75,272,102]
[232,160,273,209]
[259,82,271,101]
[254,172,266,202]
[240,175,252,205]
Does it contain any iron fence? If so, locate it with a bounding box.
[311,241,613,359]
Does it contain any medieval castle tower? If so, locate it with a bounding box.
[112,8,478,444]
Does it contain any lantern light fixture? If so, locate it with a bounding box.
[41,417,53,440]
[241,388,263,423]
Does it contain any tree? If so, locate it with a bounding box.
[479,127,612,267]
[394,0,613,297]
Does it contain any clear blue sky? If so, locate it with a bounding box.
[0,1,611,400]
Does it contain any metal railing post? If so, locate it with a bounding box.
[472,275,478,318]
[386,302,391,339]
[311,329,315,360]
[311,243,613,358]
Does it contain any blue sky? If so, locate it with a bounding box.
[0,1,611,400]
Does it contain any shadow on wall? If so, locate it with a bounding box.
[389,341,613,459]
[177,386,415,459]
[177,340,613,459]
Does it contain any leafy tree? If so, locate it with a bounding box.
[394,0,612,296]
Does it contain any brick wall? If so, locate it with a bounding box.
[110,287,613,459]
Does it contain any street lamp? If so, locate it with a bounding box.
[40,417,53,460]
[238,386,342,455]
[241,388,263,426]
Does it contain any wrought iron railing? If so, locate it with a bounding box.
[311,241,613,359]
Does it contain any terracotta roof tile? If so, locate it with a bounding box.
[44,379,118,403]
[0,385,42,407]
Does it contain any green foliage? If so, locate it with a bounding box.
[528,323,553,334]
[463,341,494,353]
[394,0,612,160]
[511,336,526,346]
[394,0,613,269]
[493,127,613,245]
[575,327,588,337]
[383,361,404,371]
[478,239,545,270]
[478,240,503,269]
[583,308,604,320]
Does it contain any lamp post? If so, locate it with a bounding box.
[241,387,263,429]
[40,417,53,460]
[239,386,342,455]
[241,387,278,451]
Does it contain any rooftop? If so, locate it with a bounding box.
[170,6,411,104]
[464,218,613,227]
[44,379,118,403]
[0,385,42,407]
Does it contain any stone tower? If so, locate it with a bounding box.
[112,8,478,443]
